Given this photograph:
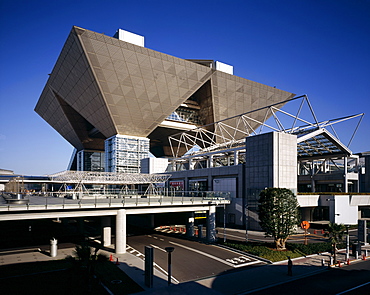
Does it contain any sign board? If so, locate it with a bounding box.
[300,221,310,230]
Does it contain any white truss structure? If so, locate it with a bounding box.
[168,95,364,160]
[48,170,171,185]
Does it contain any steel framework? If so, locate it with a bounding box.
[48,170,171,185]
[168,95,364,159]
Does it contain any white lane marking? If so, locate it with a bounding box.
[127,244,179,284]
[160,238,164,241]
[150,244,167,253]
[336,281,370,295]
[234,260,261,268]
[169,241,236,267]
[153,262,179,284]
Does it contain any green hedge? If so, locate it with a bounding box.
[220,240,341,262]
[286,242,342,255]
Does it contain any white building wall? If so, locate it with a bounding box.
[114,29,144,47]
[215,61,234,75]
[334,195,358,224]
[141,158,168,174]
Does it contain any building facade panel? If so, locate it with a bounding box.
[36,26,295,161]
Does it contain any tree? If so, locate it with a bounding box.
[70,243,109,291]
[258,188,300,250]
[324,222,346,264]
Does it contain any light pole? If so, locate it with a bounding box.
[165,247,174,286]
[223,203,226,243]
[345,225,350,261]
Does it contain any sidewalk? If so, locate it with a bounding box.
[0,243,169,292]
[137,250,366,295]
[0,244,367,295]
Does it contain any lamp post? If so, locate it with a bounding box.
[346,225,350,261]
[165,247,174,286]
[223,203,226,243]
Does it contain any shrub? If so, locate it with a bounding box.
[221,240,345,262]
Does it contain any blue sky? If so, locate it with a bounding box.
[0,0,369,175]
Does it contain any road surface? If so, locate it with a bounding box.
[127,231,265,283]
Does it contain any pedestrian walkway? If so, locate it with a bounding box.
[137,250,369,295]
[0,243,368,295]
[0,243,169,292]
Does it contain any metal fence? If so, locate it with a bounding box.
[0,191,231,211]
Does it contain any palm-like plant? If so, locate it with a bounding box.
[324,222,346,264]
[72,243,109,291]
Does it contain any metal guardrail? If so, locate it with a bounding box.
[0,191,231,211]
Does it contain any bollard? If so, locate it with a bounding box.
[330,256,333,265]
[363,254,366,261]
[321,229,325,234]
[347,258,350,265]
[338,261,341,268]
[321,259,325,266]
[109,254,113,261]
[116,258,120,265]
[50,238,58,257]
[314,230,317,234]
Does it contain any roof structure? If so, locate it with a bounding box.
[168,95,364,160]
[35,26,295,157]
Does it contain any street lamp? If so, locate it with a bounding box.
[345,225,350,261]
[165,247,175,286]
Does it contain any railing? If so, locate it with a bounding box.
[0,191,231,211]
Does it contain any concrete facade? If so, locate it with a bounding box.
[245,132,297,193]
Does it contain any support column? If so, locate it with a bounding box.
[344,156,348,193]
[101,216,111,247]
[186,212,195,237]
[189,158,195,170]
[356,157,360,192]
[206,205,216,243]
[311,161,316,193]
[116,209,127,254]
[208,155,214,168]
[234,151,239,165]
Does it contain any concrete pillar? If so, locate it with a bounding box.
[206,205,216,243]
[149,214,155,228]
[101,216,111,247]
[356,157,360,193]
[189,158,195,170]
[358,219,368,245]
[234,151,239,165]
[311,161,316,193]
[116,209,127,254]
[186,212,195,237]
[208,155,214,168]
[344,156,348,193]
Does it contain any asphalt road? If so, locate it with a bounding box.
[127,231,265,283]
[247,259,370,295]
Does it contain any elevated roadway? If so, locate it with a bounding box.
[0,193,230,254]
